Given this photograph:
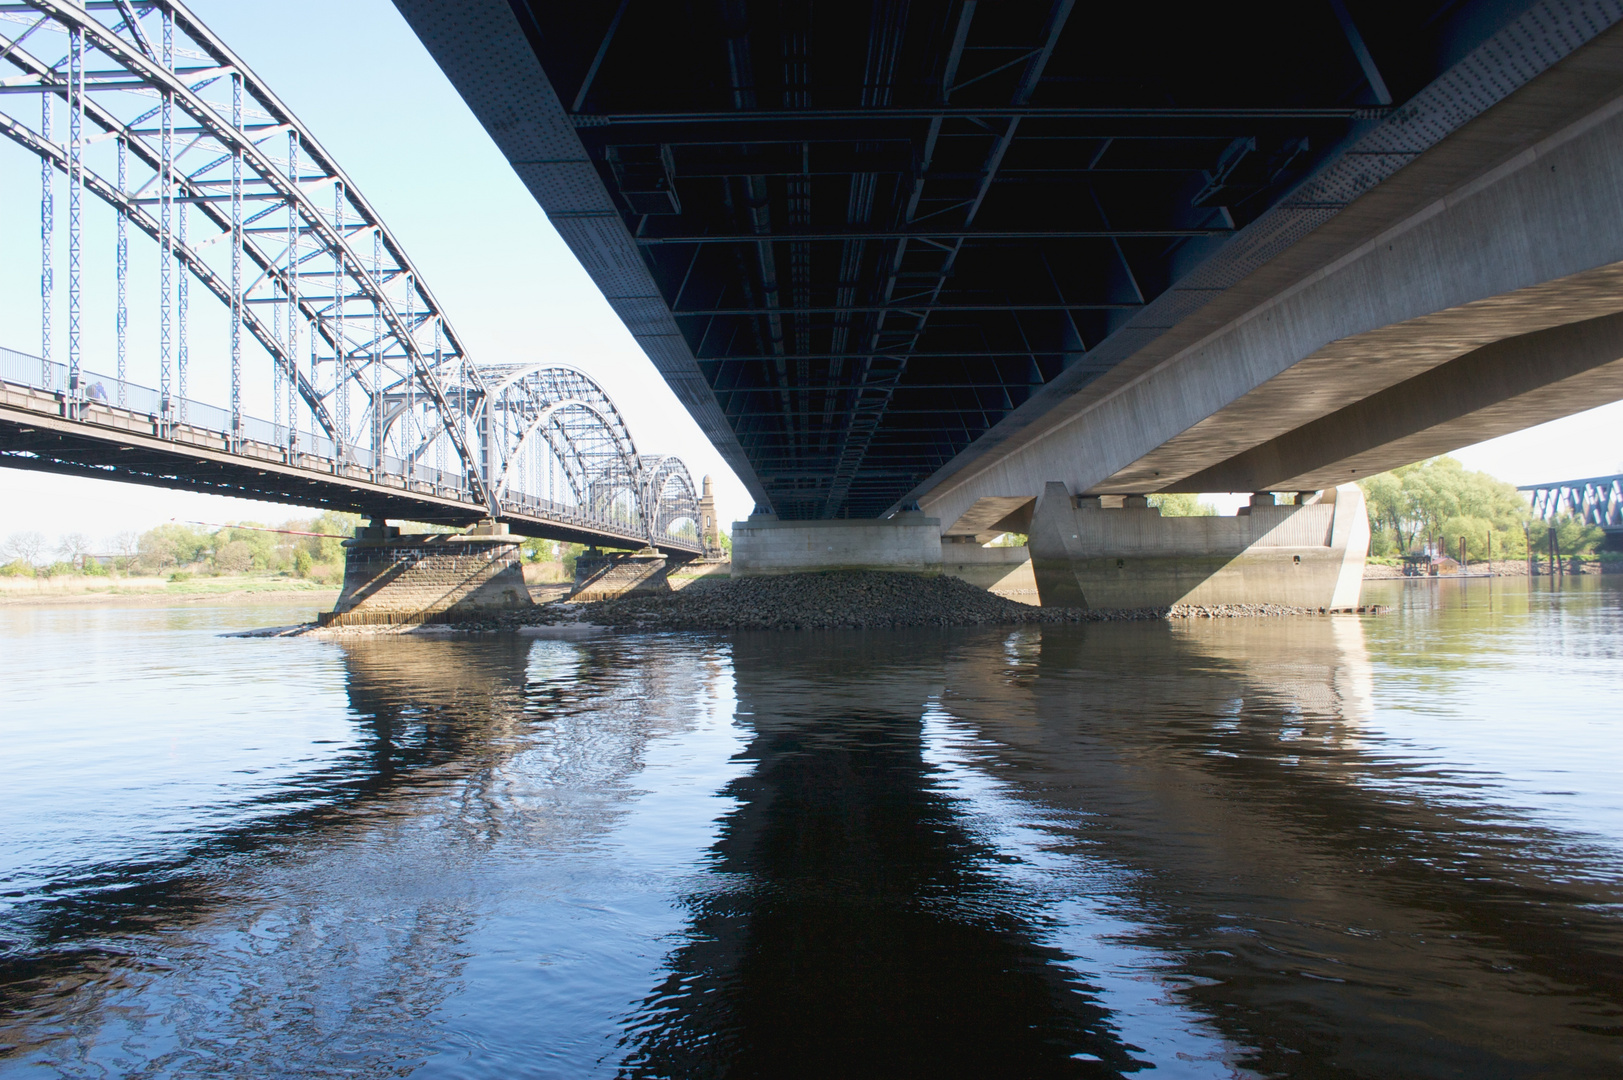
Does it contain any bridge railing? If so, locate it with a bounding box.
[1,344,477,493]
[3,343,702,548]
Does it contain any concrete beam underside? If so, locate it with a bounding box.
[923,36,1623,532]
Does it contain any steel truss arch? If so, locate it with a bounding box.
[0,110,338,437]
[0,2,704,550]
[481,363,644,527]
[640,455,701,540]
[0,0,492,505]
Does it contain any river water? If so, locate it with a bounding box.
[1,578,1620,1078]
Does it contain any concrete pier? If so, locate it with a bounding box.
[940,539,1039,603]
[570,547,676,601]
[319,524,532,627]
[732,512,942,575]
[1028,485,1369,610]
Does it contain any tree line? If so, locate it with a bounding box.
[1358,457,1605,561]
[0,516,647,582]
[0,512,367,580]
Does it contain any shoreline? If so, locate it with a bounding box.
[1362,559,1620,579]
[234,570,1388,639]
[0,579,343,608]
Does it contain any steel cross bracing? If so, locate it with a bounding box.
[1520,475,1623,533]
[458,0,1593,521]
[0,0,702,553]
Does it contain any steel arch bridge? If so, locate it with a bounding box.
[0,0,703,555]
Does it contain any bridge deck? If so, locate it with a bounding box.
[0,372,701,556]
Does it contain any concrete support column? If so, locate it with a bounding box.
[731,512,942,575]
[1028,482,1090,607]
[1028,483,1370,610]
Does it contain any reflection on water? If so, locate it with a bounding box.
[1,579,1620,1078]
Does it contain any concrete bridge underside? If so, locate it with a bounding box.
[926,26,1623,536]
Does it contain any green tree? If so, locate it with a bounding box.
[213,540,256,574]
[1547,515,1605,556]
[211,523,282,572]
[137,523,212,571]
[1361,471,1410,549]
[288,511,360,565]
[1147,493,1216,517]
[1359,457,1530,558]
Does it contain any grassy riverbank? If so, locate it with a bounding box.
[0,573,341,606]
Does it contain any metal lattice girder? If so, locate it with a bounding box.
[639,454,699,539]
[0,0,491,507]
[407,0,1623,520]
[0,0,704,550]
[378,362,698,544]
[1520,475,1623,531]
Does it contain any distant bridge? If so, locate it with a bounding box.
[1520,475,1623,535]
[0,0,702,556]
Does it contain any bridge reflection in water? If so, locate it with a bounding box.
[1,585,1620,1077]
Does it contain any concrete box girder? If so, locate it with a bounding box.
[920,72,1623,525]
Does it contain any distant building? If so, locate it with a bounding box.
[699,476,723,558]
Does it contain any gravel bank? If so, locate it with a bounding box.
[255,572,1384,636]
[529,572,1373,633]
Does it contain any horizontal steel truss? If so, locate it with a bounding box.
[1520,474,1623,531]
[570,106,1390,126]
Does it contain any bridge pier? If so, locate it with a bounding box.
[1028,484,1369,611]
[318,522,533,627]
[731,512,943,576]
[569,547,679,601]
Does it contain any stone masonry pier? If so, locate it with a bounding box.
[319,525,533,627]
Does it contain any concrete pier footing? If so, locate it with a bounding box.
[570,548,676,601]
[1028,484,1369,610]
[318,526,533,627]
[941,538,1039,602]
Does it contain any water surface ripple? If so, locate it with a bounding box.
[1,578,1620,1078]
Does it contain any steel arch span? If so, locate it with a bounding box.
[0,0,703,554]
[640,456,701,541]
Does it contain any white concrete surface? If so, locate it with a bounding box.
[732,513,943,575]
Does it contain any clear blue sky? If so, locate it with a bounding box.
[1,0,1618,544]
